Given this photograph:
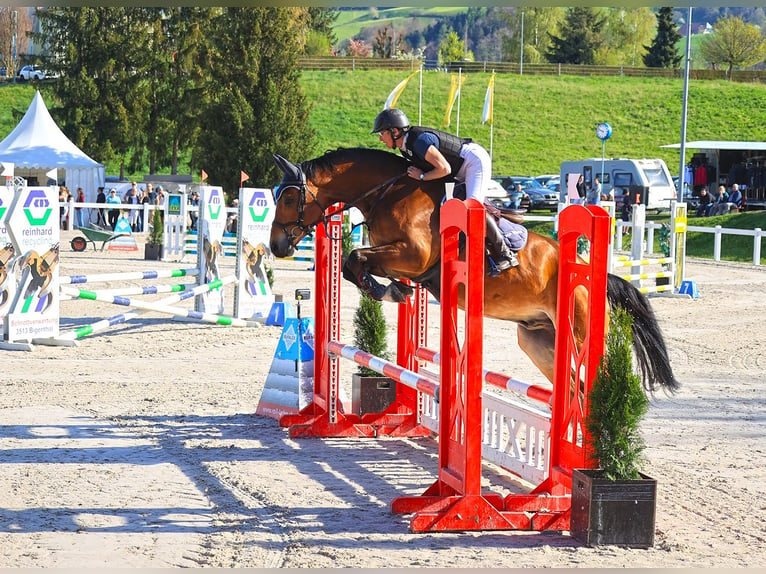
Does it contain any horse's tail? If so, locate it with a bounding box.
[607,273,680,395]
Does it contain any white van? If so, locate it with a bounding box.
[560,158,678,211]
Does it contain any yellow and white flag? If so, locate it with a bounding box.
[443,73,465,128]
[384,71,418,110]
[482,73,495,125]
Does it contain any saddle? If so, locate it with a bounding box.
[450,183,529,252]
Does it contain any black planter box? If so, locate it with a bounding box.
[351,374,397,416]
[570,468,657,548]
[144,243,163,260]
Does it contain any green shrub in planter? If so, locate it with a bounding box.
[586,306,649,480]
[353,291,389,377]
[572,307,656,548]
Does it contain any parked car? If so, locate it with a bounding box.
[526,186,559,211]
[17,65,46,81]
[485,179,529,210]
[534,174,559,188]
[492,175,535,192]
[507,188,531,210]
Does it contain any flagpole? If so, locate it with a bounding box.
[456,67,462,136]
[418,62,423,125]
[490,70,495,163]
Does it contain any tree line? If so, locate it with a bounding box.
[341,7,766,73]
[29,7,336,192]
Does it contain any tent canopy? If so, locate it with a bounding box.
[0,90,105,201]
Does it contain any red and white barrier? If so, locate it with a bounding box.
[277,200,611,532]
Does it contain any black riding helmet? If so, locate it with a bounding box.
[371,108,410,134]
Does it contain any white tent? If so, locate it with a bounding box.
[0,90,105,201]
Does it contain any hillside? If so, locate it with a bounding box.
[300,69,766,176]
[2,70,765,179]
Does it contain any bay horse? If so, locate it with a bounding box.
[269,147,678,394]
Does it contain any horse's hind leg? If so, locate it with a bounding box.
[516,324,556,385]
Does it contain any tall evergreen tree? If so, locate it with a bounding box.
[32,7,153,179]
[545,7,605,65]
[144,7,215,174]
[194,7,314,193]
[643,7,682,68]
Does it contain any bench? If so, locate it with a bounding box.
[70,225,127,252]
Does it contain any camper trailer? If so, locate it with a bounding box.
[560,158,677,211]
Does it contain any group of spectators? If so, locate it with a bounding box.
[695,183,743,217]
[94,182,168,231]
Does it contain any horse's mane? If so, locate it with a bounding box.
[303,147,407,180]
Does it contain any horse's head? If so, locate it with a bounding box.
[270,154,325,258]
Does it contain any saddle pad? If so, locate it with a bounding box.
[498,217,528,251]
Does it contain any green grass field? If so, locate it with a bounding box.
[301,69,766,177]
[4,70,765,179]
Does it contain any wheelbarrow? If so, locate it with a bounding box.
[70,225,127,252]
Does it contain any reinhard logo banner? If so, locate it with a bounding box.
[196,186,227,314]
[234,187,275,319]
[4,186,60,342]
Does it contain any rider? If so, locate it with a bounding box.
[371,107,518,274]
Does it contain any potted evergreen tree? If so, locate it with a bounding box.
[350,290,396,416]
[144,207,164,260]
[570,307,657,548]
[346,214,396,416]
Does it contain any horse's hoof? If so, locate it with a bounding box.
[382,285,407,304]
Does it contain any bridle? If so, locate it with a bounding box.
[273,167,326,243]
[274,163,405,248]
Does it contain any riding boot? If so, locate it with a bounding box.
[485,213,518,276]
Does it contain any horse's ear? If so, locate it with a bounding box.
[272,153,302,181]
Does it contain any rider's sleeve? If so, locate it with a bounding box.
[412,132,440,163]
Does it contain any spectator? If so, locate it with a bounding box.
[123,182,142,232]
[106,187,121,230]
[59,186,68,229]
[188,191,199,231]
[96,186,107,226]
[709,185,729,216]
[723,183,743,214]
[695,186,713,217]
[146,182,156,204]
[154,185,166,225]
[140,186,152,231]
[226,198,239,233]
[74,187,86,229]
[575,174,586,204]
[586,176,601,206]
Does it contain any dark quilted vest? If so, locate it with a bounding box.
[401,127,472,175]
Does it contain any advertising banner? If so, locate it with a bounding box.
[234,187,275,319]
[0,186,17,323]
[196,186,227,314]
[4,186,60,342]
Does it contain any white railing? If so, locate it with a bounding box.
[419,374,551,486]
[686,225,765,266]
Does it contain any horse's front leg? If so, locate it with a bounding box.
[342,245,416,303]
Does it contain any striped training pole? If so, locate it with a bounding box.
[60,283,195,299]
[60,268,200,285]
[60,276,257,336]
[328,341,440,399]
[58,277,240,340]
[414,347,552,405]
